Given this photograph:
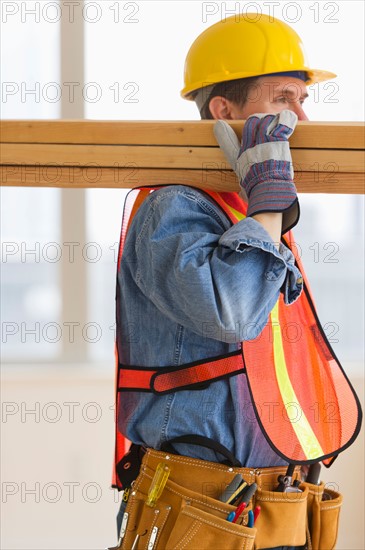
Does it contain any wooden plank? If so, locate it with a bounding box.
[1,166,364,194]
[2,144,364,173]
[1,120,364,192]
[1,120,365,149]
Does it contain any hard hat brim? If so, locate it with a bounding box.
[181,68,337,100]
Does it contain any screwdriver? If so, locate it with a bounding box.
[145,462,171,508]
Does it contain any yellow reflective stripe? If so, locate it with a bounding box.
[271,301,324,460]
[225,204,246,222]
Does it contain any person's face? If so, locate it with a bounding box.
[210,76,309,120]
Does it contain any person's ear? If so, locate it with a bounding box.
[209,96,236,120]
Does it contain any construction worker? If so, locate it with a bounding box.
[111,14,361,550]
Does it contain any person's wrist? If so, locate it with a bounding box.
[251,212,283,250]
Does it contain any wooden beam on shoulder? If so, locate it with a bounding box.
[1,120,364,193]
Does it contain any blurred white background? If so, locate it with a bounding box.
[1,1,364,548]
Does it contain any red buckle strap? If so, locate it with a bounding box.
[118,349,245,394]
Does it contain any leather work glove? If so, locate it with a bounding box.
[214,110,299,234]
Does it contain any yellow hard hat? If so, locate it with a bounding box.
[181,14,336,99]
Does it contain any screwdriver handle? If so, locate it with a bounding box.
[145,463,171,507]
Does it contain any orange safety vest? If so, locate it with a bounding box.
[112,186,362,490]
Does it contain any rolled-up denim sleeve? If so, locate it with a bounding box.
[219,217,303,305]
[131,187,303,343]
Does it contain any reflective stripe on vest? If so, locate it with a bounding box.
[112,186,362,489]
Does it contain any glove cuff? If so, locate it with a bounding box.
[247,187,300,234]
[282,198,300,234]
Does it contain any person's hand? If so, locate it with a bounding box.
[214,110,299,234]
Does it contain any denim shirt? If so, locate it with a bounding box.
[117,185,304,467]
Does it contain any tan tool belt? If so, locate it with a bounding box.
[117,449,342,550]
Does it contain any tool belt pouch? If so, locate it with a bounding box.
[120,449,256,550]
[253,485,308,549]
[303,481,343,550]
[120,448,342,550]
